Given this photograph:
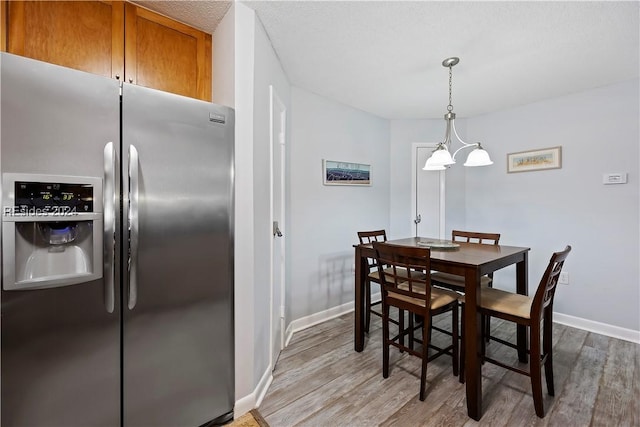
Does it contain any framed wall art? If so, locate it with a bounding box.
[507,146,562,173]
[323,160,371,186]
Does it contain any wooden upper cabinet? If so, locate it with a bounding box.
[6,1,124,80]
[125,3,211,101]
[1,1,7,52]
[3,1,212,102]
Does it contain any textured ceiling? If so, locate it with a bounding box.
[131,0,231,34]
[243,1,639,119]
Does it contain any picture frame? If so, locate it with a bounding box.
[323,160,371,186]
[507,146,562,173]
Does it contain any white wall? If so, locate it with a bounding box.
[233,1,256,408]
[251,11,292,387]
[233,3,292,411]
[289,88,390,321]
[212,4,234,108]
[464,79,639,332]
[389,119,467,238]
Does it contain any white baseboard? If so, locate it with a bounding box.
[283,292,382,346]
[283,294,639,346]
[287,299,355,336]
[233,394,254,420]
[553,312,640,344]
[284,322,295,347]
[233,366,273,419]
[254,366,273,408]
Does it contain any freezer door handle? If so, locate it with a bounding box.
[103,142,116,313]
[128,145,140,310]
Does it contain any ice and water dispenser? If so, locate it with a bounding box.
[2,174,103,290]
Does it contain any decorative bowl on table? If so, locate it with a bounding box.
[416,239,460,250]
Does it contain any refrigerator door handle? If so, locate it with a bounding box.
[128,145,140,310]
[103,142,116,313]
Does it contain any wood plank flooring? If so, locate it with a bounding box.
[259,311,639,426]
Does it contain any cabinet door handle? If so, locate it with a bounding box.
[129,78,134,83]
[115,74,120,80]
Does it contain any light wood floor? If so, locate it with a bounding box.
[259,311,639,426]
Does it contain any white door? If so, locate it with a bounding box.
[411,143,445,238]
[270,86,286,370]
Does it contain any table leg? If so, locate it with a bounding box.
[516,253,529,363]
[354,246,365,352]
[465,269,482,421]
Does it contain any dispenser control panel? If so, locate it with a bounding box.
[14,181,94,214]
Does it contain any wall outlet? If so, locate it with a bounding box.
[559,271,569,285]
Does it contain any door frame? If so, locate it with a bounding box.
[269,85,286,370]
[411,142,446,238]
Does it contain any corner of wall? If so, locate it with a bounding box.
[212,2,235,107]
[233,0,257,407]
[234,366,272,418]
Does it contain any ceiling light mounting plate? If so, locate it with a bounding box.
[442,57,459,68]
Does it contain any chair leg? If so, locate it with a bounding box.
[485,280,492,343]
[399,309,405,352]
[452,303,459,377]
[480,314,487,359]
[419,313,431,401]
[459,303,465,383]
[530,322,545,418]
[484,314,491,343]
[409,309,415,351]
[365,280,372,333]
[382,302,390,379]
[543,310,555,396]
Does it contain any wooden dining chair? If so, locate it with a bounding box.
[372,241,459,401]
[358,230,418,334]
[430,230,500,346]
[357,230,388,333]
[430,230,501,291]
[460,245,571,417]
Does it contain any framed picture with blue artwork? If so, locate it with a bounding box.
[323,160,371,186]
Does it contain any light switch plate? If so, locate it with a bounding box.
[602,173,627,185]
[559,271,569,285]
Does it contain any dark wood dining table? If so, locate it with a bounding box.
[353,237,530,421]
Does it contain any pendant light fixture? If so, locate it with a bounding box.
[423,57,493,171]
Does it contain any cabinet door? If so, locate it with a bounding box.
[6,1,124,79]
[1,1,7,51]
[124,3,212,101]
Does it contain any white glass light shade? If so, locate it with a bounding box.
[463,147,493,167]
[423,146,455,171]
[422,160,446,171]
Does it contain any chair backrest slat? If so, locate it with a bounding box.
[358,229,387,244]
[452,230,500,245]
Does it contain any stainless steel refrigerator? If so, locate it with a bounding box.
[0,53,234,426]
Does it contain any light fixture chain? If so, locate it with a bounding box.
[447,65,453,112]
